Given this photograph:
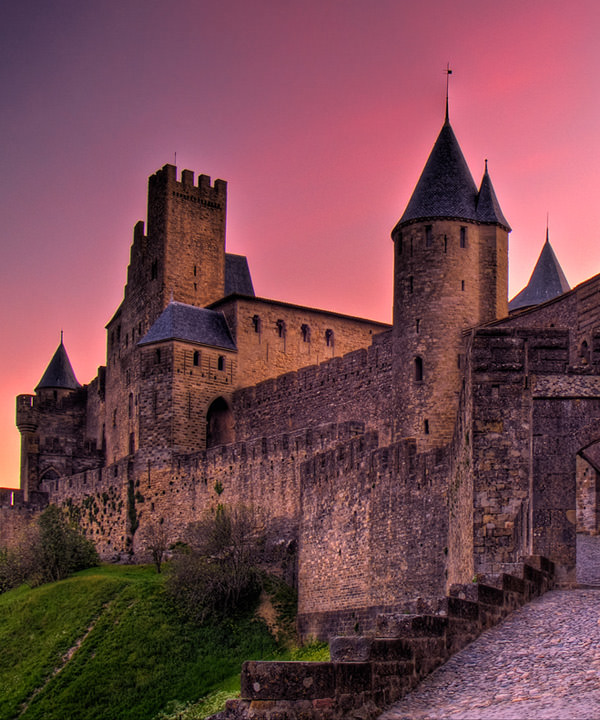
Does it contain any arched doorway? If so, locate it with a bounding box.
[206,397,234,448]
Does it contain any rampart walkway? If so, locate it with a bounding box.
[380,536,600,720]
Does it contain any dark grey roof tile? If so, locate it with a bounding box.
[138,302,236,350]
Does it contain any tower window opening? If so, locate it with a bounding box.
[155,348,161,364]
[461,280,465,291]
[416,319,420,333]
[444,235,447,253]
[460,227,467,248]
[409,276,414,294]
[128,393,133,418]
[151,260,158,280]
[276,319,286,338]
[193,265,197,276]
[425,225,433,247]
[193,350,200,367]
[217,355,225,371]
[112,409,117,427]
[325,328,334,347]
[252,314,261,333]
[301,324,311,342]
[125,333,129,348]
[415,356,424,382]
[424,419,430,435]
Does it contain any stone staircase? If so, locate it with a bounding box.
[213,556,555,720]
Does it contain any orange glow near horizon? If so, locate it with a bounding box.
[2,0,600,488]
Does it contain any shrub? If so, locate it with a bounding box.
[0,505,98,592]
[167,505,262,623]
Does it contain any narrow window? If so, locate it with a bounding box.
[409,276,414,294]
[460,227,467,248]
[276,319,286,338]
[425,225,433,247]
[252,315,261,333]
[193,350,200,366]
[125,333,129,348]
[193,265,197,276]
[138,322,142,335]
[415,318,420,333]
[129,433,135,455]
[151,260,158,280]
[301,324,311,342]
[415,356,423,382]
[461,280,465,291]
[424,419,430,435]
[325,329,334,347]
[132,327,135,341]
[580,340,590,365]
[444,235,447,253]
[217,355,225,371]
[457,354,462,369]
[112,409,117,427]
[410,237,413,257]
[155,348,161,364]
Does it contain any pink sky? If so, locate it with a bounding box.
[2,0,600,488]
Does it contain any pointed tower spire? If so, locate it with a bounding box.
[393,116,478,229]
[35,337,80,391]
[508,230,570,311]
[476,159,511,230]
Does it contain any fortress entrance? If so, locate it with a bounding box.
[206,397,234,448]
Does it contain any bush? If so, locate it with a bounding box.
[0,504,98,592]
[167,505,262,623]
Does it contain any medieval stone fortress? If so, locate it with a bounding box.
[2,102,598,642]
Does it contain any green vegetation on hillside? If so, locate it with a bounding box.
[0,565,289,720]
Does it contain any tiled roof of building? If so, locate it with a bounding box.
[225,253,254,297]
[508,234,570,312]
[138,302,236,350]
[394,119,510,232]
[36,340,80,391]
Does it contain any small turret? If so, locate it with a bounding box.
[35,334,80,393]
[509,230,570,312]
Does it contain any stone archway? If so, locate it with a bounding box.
[206,397,234,448]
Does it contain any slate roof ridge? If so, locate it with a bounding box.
[36,340,81,391]
[508,232,570,311]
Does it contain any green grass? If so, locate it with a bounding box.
[0,565,283,720]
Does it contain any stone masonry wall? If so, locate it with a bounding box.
[214,295,389,390]
[232,333,394,444]
[298,434,449,640]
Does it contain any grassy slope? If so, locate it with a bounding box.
[0,565,283,720]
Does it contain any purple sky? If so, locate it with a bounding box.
[2,0,600,487]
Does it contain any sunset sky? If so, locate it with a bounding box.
[2,0,600,487]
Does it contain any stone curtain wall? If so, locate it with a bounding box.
[232,334,394,444]
[298,435,449,640]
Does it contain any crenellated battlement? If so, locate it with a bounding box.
[149,164,227,201]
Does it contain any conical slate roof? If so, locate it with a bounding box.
[394,118,510,232]
[396,119,478,227]
[476,162,511,230]
[508,234,570,312]
[138,301,236,350]
[36,340,80,391]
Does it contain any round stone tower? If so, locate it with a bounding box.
[392,111,510,449]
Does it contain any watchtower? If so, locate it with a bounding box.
[392,111,510,448]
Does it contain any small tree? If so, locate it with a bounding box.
[167,505,263,622]
[146,519,169,573]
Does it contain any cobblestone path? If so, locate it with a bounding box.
[379,536,600,720]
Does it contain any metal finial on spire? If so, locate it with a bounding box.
[60,329,64,344]
[485,158,488,172]
[444,63,453,122]
[546,212,549,243]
